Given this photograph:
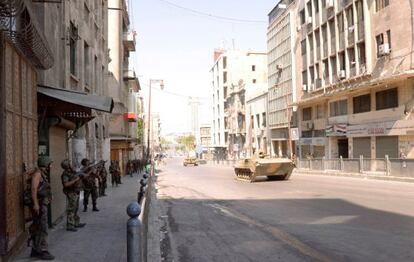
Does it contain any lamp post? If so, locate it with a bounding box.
[147,79,164,161]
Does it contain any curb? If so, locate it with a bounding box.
[294,170,414,183]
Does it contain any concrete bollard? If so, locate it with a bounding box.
[127,202,142,262]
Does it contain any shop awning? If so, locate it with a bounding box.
[38,85,114,113]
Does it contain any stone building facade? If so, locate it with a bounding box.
[210,49,267,159]
[294,0,414,159]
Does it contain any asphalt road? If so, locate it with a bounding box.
[154,158,414,262]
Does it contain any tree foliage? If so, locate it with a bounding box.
[176,135,195,150]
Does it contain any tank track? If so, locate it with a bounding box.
[234,168,254,182]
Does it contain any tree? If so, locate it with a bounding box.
[160,137,171,150]
[176,135,195,150]
[136,118,145,143]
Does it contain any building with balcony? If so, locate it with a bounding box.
[245,84,269,157]
[210,49,267,159]
[295,0,414,159]
[267,0,299,158]
[107,0,141,170]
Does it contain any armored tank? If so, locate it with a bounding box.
[234,154,294,182]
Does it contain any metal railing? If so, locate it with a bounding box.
[297,156,414,178]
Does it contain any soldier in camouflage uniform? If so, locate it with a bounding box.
[29,156,55,260]
[109,160,121,187]
[97,160,108,196]
[81,158,100,212]
[61,159,86,232]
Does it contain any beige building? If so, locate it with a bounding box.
[294,0,414,159]
[107,0,141,170]
[245,84,269,157]
[210,49,267,159]
[34,0,113,224]
[267,0,299,158]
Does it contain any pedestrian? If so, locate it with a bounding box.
[81,158,99,212]
[27,156,55,260]
[61,159,86,232]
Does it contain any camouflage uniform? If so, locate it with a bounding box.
[61,163,83,230]
[29,156,54,260]
[98,162,108,196]
[81,159,99,211]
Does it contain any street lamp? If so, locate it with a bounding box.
[147,79,164,161]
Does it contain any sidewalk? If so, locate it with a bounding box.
[14,174,142,262]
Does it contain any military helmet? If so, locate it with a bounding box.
[81,158,90,166]
[61,159,71,169]
[38,156,53,167]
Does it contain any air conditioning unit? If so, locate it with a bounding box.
[339,70,346,79]
[302,84,308,92]
[307,122,314,129]
[348,25,355,33]
[306,16,312,25]
[326,0,334,8]
[379,43,391,56]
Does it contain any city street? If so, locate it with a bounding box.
[154,158,414,262]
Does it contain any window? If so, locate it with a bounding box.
[302,130,313,138]
[301,40,306,56]
[250,115,254,128]
[252,65,256,71]
[223,72,227,83]
[314,0,319,13]
[303,107,312,121]
[321,0,326,8]
[84,42,90,86]
[252,79,257,84]
[223,56,227,69]
[353,94,371,114]
[376,34,384,57]
[262,112,266,127]
[300,9,305,25]
[330,100,348,117]
[302,70,308,85]
[358,42,366,66]
[339,51,345,71]
[376,0,390,12]
[95,123,99,139]
[102,125,106,139]
[376,88,398,110]
[316,104,325,119]
[69,22,77,76]
[387,30,391,49]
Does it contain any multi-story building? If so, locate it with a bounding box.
[200,124,212,148]
[150,113,161,153]
[296,0,414,159]
[1,0,114,257]
[245,84,269,157]
[189,97,201,142]
[107,0,141,170]
[210,49,267,159]
[267,0,299,158]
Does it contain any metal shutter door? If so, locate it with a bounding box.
[353,137,371,158]
[376,136,398,158]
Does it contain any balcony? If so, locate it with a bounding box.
[341,0,353,8]
[330,38,336,54]
[123,31,136,52]
[315,78,322,89]
[123,70,140,92]
[350,66,356,77]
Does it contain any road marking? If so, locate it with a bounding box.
[207,203,333,262]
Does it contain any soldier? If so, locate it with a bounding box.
[81,158,99,212]
[109,160,118,187]
[126,160,133,177]
[28,156,55,260]
[61,159,86,232]
[98,160,108,196]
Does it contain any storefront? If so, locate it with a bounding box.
[347,120,414,159]
[326,124,348,158]
[299,137,327,158]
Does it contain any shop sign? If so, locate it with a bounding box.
[347,120,414,137]
[326,124,347,136]
[299,137,327,146]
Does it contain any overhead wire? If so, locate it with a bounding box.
[156,0,267,24]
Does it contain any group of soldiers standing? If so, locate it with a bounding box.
[28,156,149,260]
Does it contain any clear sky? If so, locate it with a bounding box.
[130,0,277,135]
